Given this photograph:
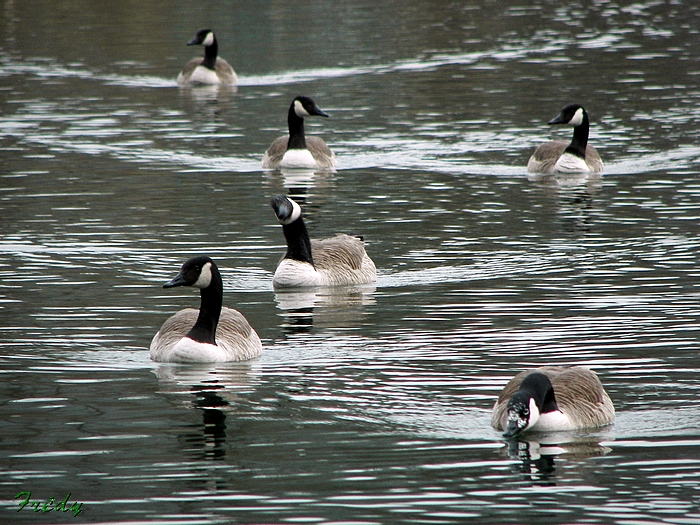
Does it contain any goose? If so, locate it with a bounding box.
[262,96,337,169]
[527,104,604,174]
[491,366,614,438]
[177,29,237,85]
[150,256,262,363]
[270,195,376,287]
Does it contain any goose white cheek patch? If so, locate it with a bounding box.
[294,100,311,118]
[278,198,302,225]
[277,199,301,226]
[194,262,213,288]
[202,32,215,47]
[569,107,584,126]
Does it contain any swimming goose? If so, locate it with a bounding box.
[177,29,237,85]
[150,256,262,363]
[262,96,337,169]
[270,195,376,287]
[492,366,614,438]
[527,104,604,174]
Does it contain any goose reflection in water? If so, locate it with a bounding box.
[178,82,238,103]
[188,388,230,460]
[262,170,337,216]
[528,173,603,235]
[527,171,603,189]
[274,285,376,335]
[152,364,261,460]
[502,436,613,486]
[278,168,338,190]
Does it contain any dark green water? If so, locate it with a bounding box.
[1,1,700,523]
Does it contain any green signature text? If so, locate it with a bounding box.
[15,491,83,517]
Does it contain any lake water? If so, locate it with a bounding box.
[1,0,700,523]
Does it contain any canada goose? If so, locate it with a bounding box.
[262,96,337,169]
[177,29,237,86]
[492,366,614,438]
[150,256,262,363]
[270,195,376,287]
[527,104,604,174]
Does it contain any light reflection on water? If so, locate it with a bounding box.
[2,0,700,523]
[3,32,700,177]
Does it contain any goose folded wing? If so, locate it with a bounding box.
[311,234,366,270]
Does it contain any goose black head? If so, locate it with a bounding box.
[503,372,556,438]
[270,195,303,225]
[548,104,587,127]
[188,29,215,47]
[164,256,216,290]
[292,96,329,119]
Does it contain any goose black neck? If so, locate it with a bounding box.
[565,113,590,159]
[282,218,315,266]
[286,104,307,150]
[202,38,218,70]
[539,385,558,414]
[186,268,223,345]
[520,373,558,414]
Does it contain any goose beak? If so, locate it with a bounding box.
[548,113,566,125]
[163,273,187,288]
[502,419,526,438]
[312,105,329,118]
[502,404,530,438]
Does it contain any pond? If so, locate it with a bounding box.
[1,1,700,523]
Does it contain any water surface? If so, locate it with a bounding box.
[1,1,700,523]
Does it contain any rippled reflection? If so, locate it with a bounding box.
[153,364,262,461]
[274,286,376,334]
[500,435,614,486]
